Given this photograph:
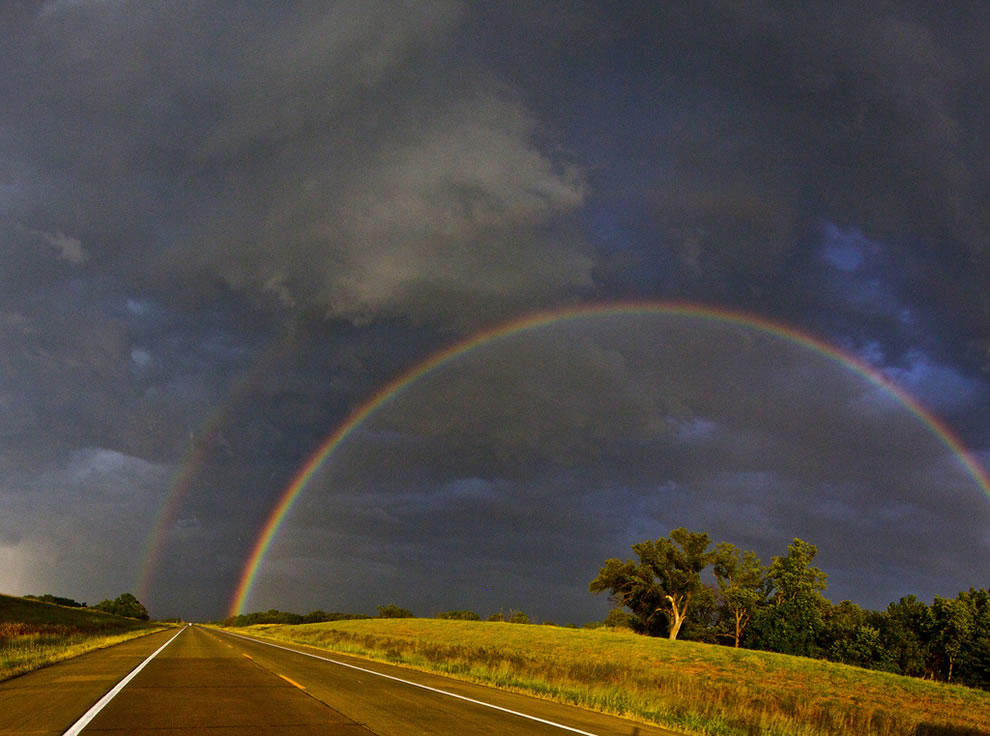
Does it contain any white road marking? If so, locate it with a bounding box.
[218,629,602,736]
[62,625,188,736]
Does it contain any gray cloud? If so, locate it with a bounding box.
[0,1,986,621]
[2,1,591,327]
[0,447,168,604]
[648,1,989,280]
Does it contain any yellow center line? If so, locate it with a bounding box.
[278,673,306,690]
[242,653,253,660]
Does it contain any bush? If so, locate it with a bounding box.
[437,610,481,620]
[94,593,149,621]
[377,604,415,618]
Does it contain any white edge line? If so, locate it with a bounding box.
[217,629,602,736]
[62,625,188,736]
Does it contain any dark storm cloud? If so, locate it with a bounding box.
[476,1,990,354]
[1,0,591,326]
[0,1,986,621]
[657,2,990,279]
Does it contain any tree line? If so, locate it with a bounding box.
[590,528,989,690]
[26,592,149,621]
[223,604,536,626]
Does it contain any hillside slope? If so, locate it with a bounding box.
[230,618,990,736]
[0,593,166,680]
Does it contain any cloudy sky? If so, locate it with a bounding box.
[1,0,987,623]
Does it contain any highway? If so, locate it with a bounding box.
[0,625,678,735]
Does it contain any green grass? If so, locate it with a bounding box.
[0,593,168,681]
[229,618,990,736]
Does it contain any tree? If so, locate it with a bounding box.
[713,543,768,647]
[590,528,714,640]
[603,607,634,629]
[682,583,719,643]
[437,610,481,621]
[932,595,974,682]
[377,603,414,618]
[823,600,894,671]
[767,538,827,603]
[877,595,934,678]
[953,588,990,690]
[95,593,149,620]
[748,538,827,656]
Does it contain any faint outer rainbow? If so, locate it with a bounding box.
[135,421,218,603]
[228,301,990,616]
[136,329,300,605]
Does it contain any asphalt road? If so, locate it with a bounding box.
[0,625,678,735]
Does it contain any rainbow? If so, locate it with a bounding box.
[228,301,990,616]
[136,423,217,603]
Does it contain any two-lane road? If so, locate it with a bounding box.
[0,625,678,735]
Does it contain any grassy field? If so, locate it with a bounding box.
[231,618,990,736]
[0,593,168,681]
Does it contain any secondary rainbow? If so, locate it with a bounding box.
[229,301,990,616]
[137,329,301,605]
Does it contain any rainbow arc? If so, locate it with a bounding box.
[226,301,990,617]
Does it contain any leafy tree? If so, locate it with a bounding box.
[590,528,714,640]
[603,608,634,629]
[823,600,894,671]
[767,538,827,603]
[932,595,975,682]
[954,588,990,690]
[377,603,414,618]
[508,610,530,624]
[876,595,934,678]
[713,543,768,647]
[437,610,481,620]
[681,583,719,643]
[95,593,149,620]
[748,538,827,657]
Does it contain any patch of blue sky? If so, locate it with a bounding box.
[885,349,978,413]
[821,222,880,272]
[130,346,152,368]
[670,415,718,442]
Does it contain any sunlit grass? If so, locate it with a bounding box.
[231,618,990,736]
[0,594,167,681]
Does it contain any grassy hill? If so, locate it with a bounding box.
[0,593,166,681]
[229,618,990,736]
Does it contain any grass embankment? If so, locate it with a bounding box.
[0,593,168,681]
[233,618,990,736]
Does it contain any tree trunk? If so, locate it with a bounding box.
[665,594,689,640]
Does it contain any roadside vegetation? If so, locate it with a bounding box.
[230,617,990,736]
[588,530,989,691]
[0,593,166,681]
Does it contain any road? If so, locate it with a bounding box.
[0,625,678,735]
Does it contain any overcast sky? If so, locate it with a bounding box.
[1,0,987,623]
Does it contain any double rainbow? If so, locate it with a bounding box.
[225,301,990,616]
